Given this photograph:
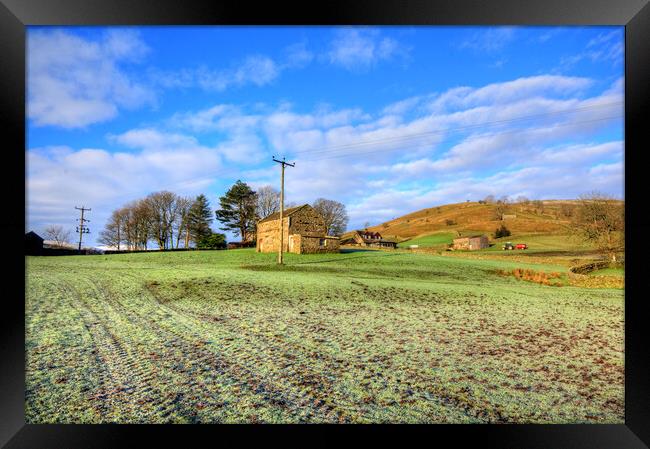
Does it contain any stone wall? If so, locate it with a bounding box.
[256,217,290,253]
[288,207,327,237]
[452,237,470,250]
[295,235,340,254]
[569,260,611,274]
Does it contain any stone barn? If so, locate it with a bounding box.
[256,204,340,254]
[452,234,489,250]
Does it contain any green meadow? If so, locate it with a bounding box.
[399,232,455,248]
[26,249,624,423]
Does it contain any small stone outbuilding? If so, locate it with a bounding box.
[256,204,340,254]
[452,234,489,250]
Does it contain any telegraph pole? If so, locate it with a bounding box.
[75,206,91,253]
[272,156,295,264]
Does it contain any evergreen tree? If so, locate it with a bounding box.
[188,194,213,246]
[196,232,227,249]
[215,180,258,242]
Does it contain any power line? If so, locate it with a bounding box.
[290,100,623,157]
[298,114,623,162]
[163,105,623,190]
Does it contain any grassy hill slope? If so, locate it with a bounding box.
[366,200,585,243]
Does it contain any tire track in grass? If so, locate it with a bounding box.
[59,278,166,422]
[131,275,350,422]
[86,273,320,423]
[69,274,238,423]
[26,276,109,423]
[60,274,226,423]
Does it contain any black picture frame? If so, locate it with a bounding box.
[3,0,648,447]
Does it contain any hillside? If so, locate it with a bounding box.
[366,200,586,241]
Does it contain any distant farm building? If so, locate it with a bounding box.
[256,204,340,254]
[452,235,489,250]
[43,240,77,250]
[25,231,44,255]
[340,230,398,249]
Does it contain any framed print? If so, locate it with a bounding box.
[2,0,649,447]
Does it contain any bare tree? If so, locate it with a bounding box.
[43,225,71,247]
[483,194,496,204]
[256,185,280,219]
[493,202,507,220]
[572,192,624,262]
[312,198,349,236]
[532,199,544,214]
[121,200,152,250]
[516,195,529,205]
[98,209,128,250]
[174,196,193,248]
[559,203,575,219]
[144,191,179,250]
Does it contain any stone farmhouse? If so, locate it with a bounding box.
[340,230,398,249]
[452,234,489,250]
[256,204,340,254]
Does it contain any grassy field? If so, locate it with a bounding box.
[589,267,624,277]
[26,249,624,424]
[399,232,455,248]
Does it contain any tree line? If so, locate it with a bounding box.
[98,180,350,250]
[99,192,219,250]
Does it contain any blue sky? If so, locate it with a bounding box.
[26,26,624,245]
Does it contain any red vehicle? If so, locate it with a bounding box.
[515,243,528,250]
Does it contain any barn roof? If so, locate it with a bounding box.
[25,231,44,241]
[258,204,310,223]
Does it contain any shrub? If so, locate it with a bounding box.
[494,224,511,238]
[499,268,563,286]
[445,219,456,226]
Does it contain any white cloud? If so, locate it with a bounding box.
[197,55,280,91]
[459,27,517,52]
[426,75,593,112]
[537,28,564,43]
[111,128,199,149]
[149,55,281,93]
[558,29,623,70]
[284,41,314,68]
[28,29,155,128]
[326,28,407,71]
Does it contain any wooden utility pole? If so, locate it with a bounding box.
[75,206,91,253]
[272,156,295,264]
